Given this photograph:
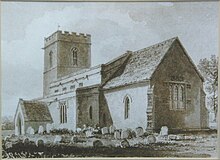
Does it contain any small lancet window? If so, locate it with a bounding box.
[124,97,130,119]
[71,47,78,65]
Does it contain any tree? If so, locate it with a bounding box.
[198,55,218,121]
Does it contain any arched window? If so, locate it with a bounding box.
[49,51,53,68]
[60,102,67,124]
[71,47,78,65]
[89,106,92,119]
[124,97,130,119]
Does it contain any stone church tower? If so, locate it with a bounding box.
[43,30,91,96]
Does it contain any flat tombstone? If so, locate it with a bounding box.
[38,125,44,134]
[101,127,109,135]
[109,125,116,134]
[121,130,129,139]
[114,130,121,139]
[160,126,168,136]
[135,127,144,137]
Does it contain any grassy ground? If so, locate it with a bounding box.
[1,130,218,158]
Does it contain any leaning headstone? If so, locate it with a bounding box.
[109,125,116,134]
[114,130,121,139]
[35,139,44,147]
[160,126,168,136]
[54,135,62,144]
[121,130,129,139]
[38,125,44,134]
[46,124,52,134]
[135,127,144,137]
[120,139,130,148]
[101,127,109,135]
[5,142,13,149]
[147,135,156,144]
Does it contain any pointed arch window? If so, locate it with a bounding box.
[169,83,187,110]
[71,47,78,65]
[124,96,130,119]
[49,51,53,68]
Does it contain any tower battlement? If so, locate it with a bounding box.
[44,30,91,47]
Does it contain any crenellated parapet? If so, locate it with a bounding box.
[44,30,91,48]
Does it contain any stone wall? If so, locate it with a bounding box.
[103,82,149,130]
[151,39,208,131]
[76,85,100,128]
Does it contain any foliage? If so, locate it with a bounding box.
[2,116,14,130]
[198,55,218,121]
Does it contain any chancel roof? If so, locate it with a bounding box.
[103,37,178,89]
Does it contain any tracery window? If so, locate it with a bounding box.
[169,84,186,110]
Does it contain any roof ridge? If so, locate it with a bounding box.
[134,37,178,54]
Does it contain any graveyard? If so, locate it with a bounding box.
[2,125,217,158]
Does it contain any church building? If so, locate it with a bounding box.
[14,30,209,135]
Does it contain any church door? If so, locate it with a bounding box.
[17,116,22,135]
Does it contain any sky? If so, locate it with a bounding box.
[1,2,219,117]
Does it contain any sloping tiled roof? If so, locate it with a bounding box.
[103,37,177,89]
[21,100,53,122]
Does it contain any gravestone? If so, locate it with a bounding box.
[46,124,52,134]
[38,125,44,134]
[120,139,130,148]
[121,130,129,139]
[71,135,78,143]
[147,135,156,144]
[101,127,109,135]
[168,134,177,140]
[135,127,144,137]
[35,139,44,147]
[85,130,94,138]
[54,135,62,144]
[109,125,116,134]
[160,126,168,136]
[114,130,121,139]
[27,126,35,135]
[76,128,82,133]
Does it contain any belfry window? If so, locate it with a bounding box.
[124,97,130,119]
[49,51,53,68]
[71,47,78,65]
[60,101,67,123]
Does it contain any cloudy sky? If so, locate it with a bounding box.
[1,2,219,117]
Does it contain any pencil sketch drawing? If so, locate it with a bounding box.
[1,1,218,158]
